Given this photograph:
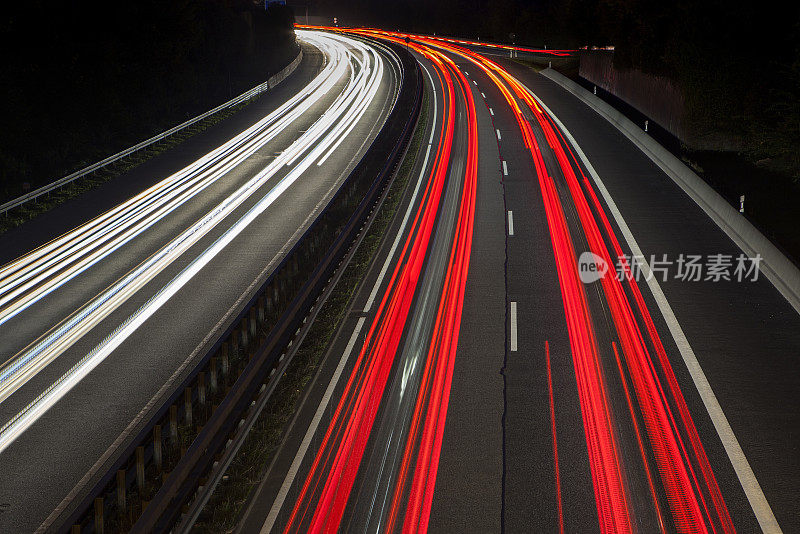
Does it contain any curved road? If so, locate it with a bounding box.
[0,30,400,533]
[239,28,800,534]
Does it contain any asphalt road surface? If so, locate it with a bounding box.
[239,28,799,534]
[0,31,400,533]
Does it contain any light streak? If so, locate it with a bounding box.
[0,31,390,453]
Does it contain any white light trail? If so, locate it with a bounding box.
[0,31,393,452]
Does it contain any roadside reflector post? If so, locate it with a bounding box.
[198,372,206,406]
[221,343,230,377]
[184,387,193,427]
[153,425,162,472]
[240,317,249,347]
[594,85,597,94]
[257,296,265,323]
[136,446,145,494]
[740,194,745,213]
[210,357,218,393]
[116,470,126,513]
[169,405,178,444]
[645,119,649,132]
[94,498,104,534]
[232,328,240,354]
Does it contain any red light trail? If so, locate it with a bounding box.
[277,25,738,534]
[281,35,479,534]
[393,31,735,534]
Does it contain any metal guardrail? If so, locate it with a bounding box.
[134,41,421,534]
[51,38,421,534]
[0,48,303,217]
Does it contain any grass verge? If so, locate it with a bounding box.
[191,87,430,533]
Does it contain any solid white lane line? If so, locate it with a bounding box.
[496,129,502,140]
[363,63,438,313]
[526,87,782,533]
[508,211,514,236]
[510,301,518,351]
[502,160,508,176]
[260,316,366,534]
[489,107,494,116]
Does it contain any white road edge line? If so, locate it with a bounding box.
[508,210,514,236]
[261,60,441,531]
[502,160,508,176]
[526,87,782,533]
[510,301,518,352]
[260,316,366,534]
[363,63,438,313]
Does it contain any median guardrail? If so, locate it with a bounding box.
[49,38,421,534]
[0,49,303,217]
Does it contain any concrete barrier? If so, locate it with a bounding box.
[540,68,800,315]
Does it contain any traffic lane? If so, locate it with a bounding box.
[503,62,798,529]
[0,43,368,424]
[0,43,334,363]
[235,51,442,534]
[509,64,759,531]
[533,103,763,532]
[469,64,600,531]
[344,51,471,531]
[277,48,461,531]
[0,48,399,534]
[426,57,505,533]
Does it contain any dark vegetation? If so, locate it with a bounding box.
[314,0,799,177]
[313,0,800,260]
[0,0,297,203]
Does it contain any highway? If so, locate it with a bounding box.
[239,28,800,534]
[0,31,401,533]
[1,23,797,534]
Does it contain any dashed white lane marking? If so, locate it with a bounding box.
[502,160,508,176]
[481,92,486,98]
[490,107,495,116]
[496,129,502,140]
[524,86,782,533]
[510,302,518,351]
[473,80,478,86]
[508,211,514,236]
